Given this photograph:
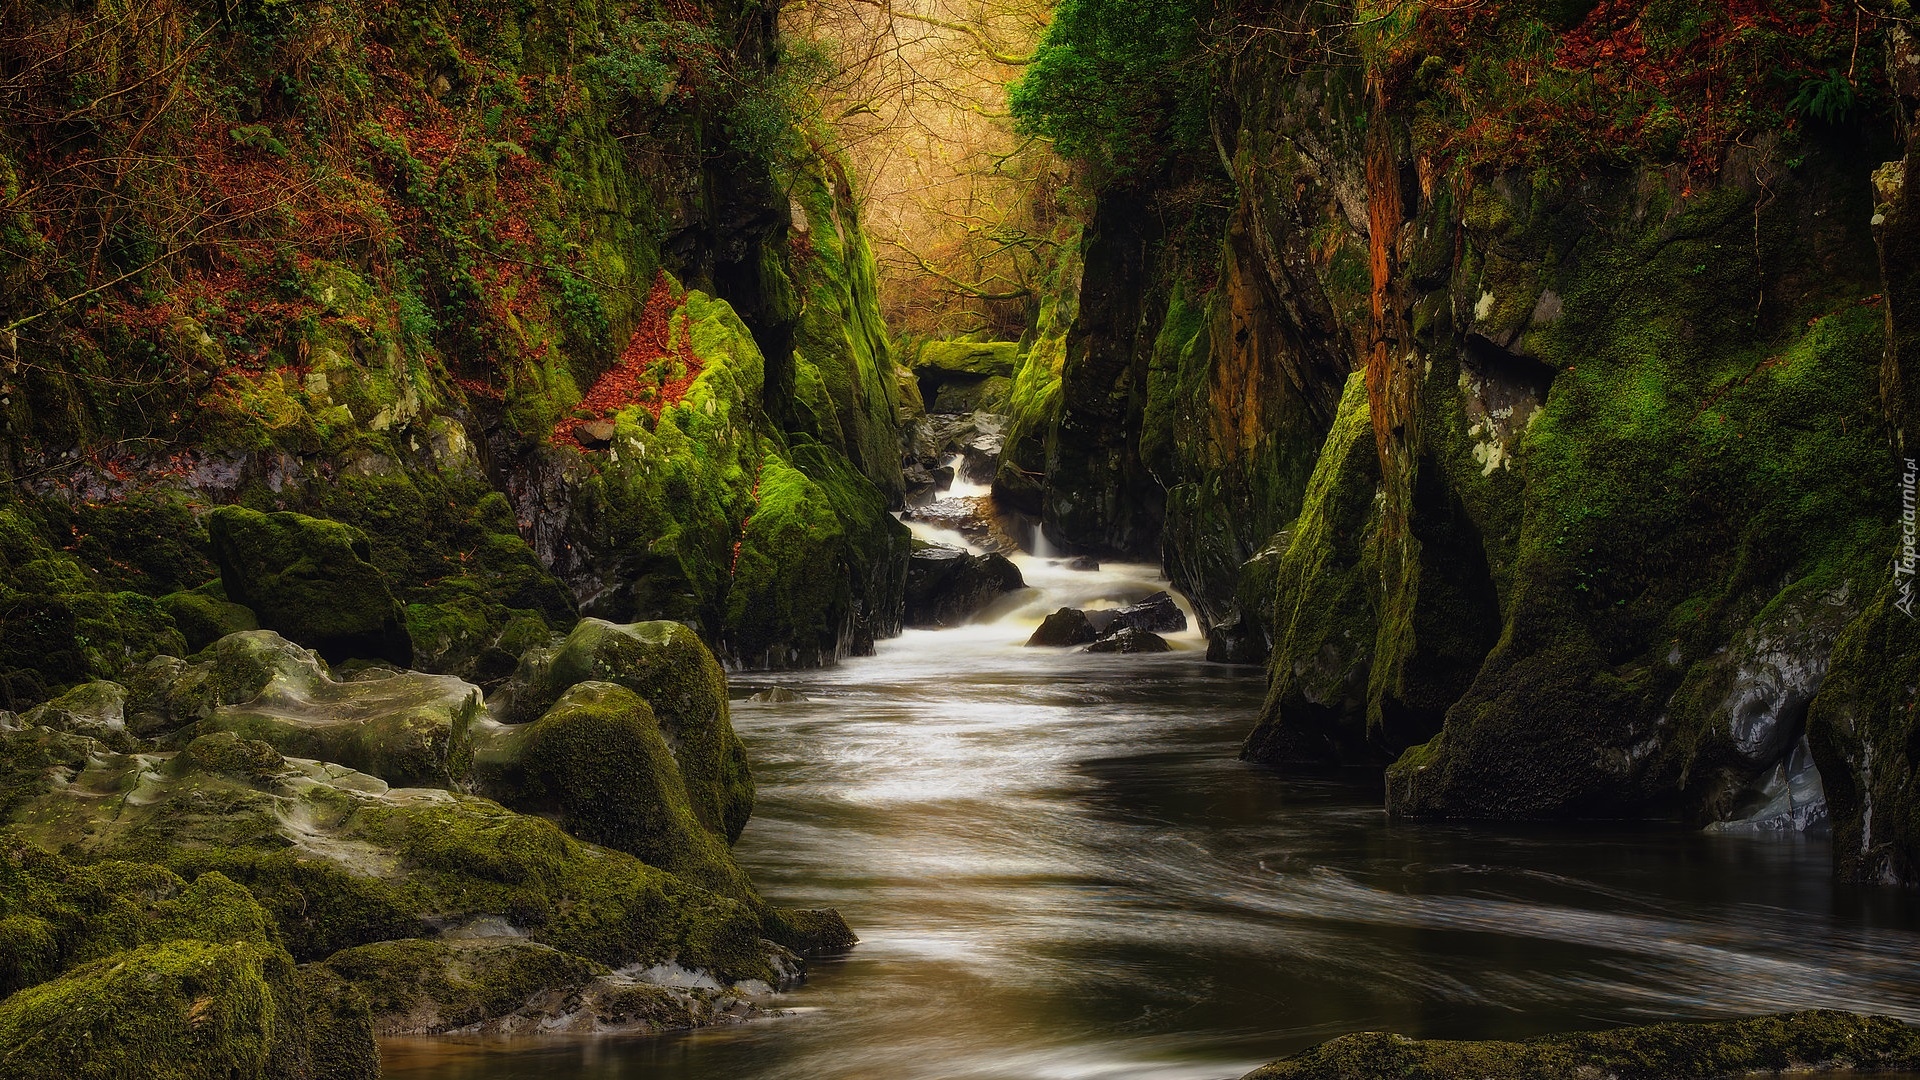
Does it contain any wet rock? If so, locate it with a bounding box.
[194,631,482,789]
[208,506,413,667]
[20,681,130,746]
[498,619,753,843]
[903,462,940,507]
[1113,591,1187,635]
[905,543,1025,628]
[1026,608,1097,647]
[1206,609,1269,665]
[1065,556,1101,572]
[900,496,1023,554]
[1705,733,1827,834]
[471,681,754,901]
[765,907,858,958]
[1239,1010,1920,1080]
[1084,628,1172,654]
[747,687,807,703]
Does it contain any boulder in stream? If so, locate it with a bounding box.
[1084,628,1172,654]
[905,542,1026,628]
[1027,608,1097,647]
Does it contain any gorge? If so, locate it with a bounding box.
[0,0,1918,1077]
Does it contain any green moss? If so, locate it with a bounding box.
[159,591,259,654]
[207,506,412,667]
[0,939,297,1079]
[1243,1011,1920,1080]
[319,937,603,1034]
[1241,372,1386,765]
[1390,159,1891,819]
[294,964,381,1080]
[507,618,752,843]
[474,681,755,901]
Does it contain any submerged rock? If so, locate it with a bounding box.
[1027,608,1097,647]
[1239,1010,1920,1080]
[315,936,770,1037]
[208,506,413,667]
[1084,628,1172,654]
[747,687,807,703]
[905,542,1025,628]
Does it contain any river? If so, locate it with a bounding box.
[382,553,1920,1080]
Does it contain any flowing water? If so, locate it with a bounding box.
[383,544,1920,1080]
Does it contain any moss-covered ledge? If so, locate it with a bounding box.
[1241,1011,1920,1080]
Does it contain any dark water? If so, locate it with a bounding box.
[383,561,1920,1080]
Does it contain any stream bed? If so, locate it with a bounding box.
[382,558,1920,1080]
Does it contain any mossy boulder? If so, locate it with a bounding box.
[904,543,1026,628]
[159,588,260,655]
[473,682,755,902]
[318,936,603,1035]
[1240,1011,1920,1080]
[208,506,412,667]
[0,726,786,985]
[195,631,482,788]
[317,935,773,1036]
[502,618,753,843]
[0,842,377,1080]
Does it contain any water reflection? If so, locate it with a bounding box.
[383,562,1920,1080]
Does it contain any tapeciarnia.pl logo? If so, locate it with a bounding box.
[1899,457,1917,618]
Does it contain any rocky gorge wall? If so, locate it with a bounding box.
[1008,1,1920,885]
[0,0,910,700]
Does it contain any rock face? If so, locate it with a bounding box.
[905,543,1026,628]
[208,507,413,668]
[1240,1011,1920,1080]
[911,341,1020,415]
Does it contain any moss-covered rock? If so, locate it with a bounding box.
[500,618,752,843]
[0,842,377,1080]
[1240,1011,1920,1080]
[0,726,785,984]
[208,507,412,667]
[195,631,481,789]
[159,588,260,655]
[1808,579,1920,885]
[473,682,754,901]
[317,935,772,1036]
[1240,372,1386,765]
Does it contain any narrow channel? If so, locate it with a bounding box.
[381,549,1920,1080]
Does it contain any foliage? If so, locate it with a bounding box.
[1009,0,1214,177]
[1400,0,1888,173]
